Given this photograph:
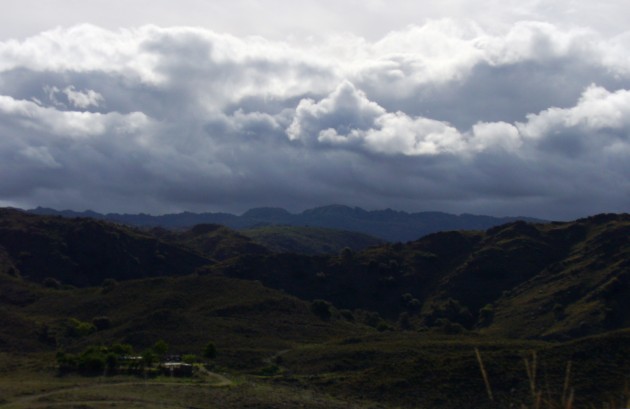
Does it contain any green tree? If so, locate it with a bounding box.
[153,339,169,357]
[110,343,133,356]
[182,354,199,364]
[141,350,156,367]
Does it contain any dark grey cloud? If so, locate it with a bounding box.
[0,23,629,219]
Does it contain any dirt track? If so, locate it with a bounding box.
[1,370,233,409]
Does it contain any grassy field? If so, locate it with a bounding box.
[2,329,629,409]
[0,357,385,409]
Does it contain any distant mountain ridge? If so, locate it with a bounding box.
[28,205,544,242]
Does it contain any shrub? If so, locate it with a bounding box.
[142,350,156,367]
[66,318,96,338]
[478,304,495,327]
[311,299,332,320]
[77,347,107,373]
[435,318,465,335]
[110,343,133,355]
[426,298,474,329]
[56,351,78,373]
[398,312,413,330]
[152,339,169,357]
[339,309,355,321]
[182,354,199,364]
[376,321,393,332]
[101,278,118,293]
[340,247,354,262]
[203,342,217,360]
[43,277,62,289]
[92,316,111,331]
[401,293,421,312]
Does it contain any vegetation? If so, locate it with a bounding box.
[1,208,629,408]
[242,225,384,255]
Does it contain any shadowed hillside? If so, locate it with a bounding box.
[241,225,385,255]
[209,214,630,339]
[0,208,212,287]
[148,223,270,260]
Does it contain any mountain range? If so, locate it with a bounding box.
[28,204,544,242]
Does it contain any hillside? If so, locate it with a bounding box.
[1,209,629,408]
[0,272,365,367]
[241,225,385,255]
[0,208,212,287]
[209,214,630,339]
[3,264,629,409]
[148,223,270,260]
[29,205,544,242]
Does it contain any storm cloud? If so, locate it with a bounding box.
[1,19,629,219]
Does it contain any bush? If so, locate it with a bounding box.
[340,247,354,262]
[43,277,62,289]
[152,339,169,357]
[101,278,118,293]
[311,299,332,320]
[203,342,217,360]
[426,298,474,329]
[110,343,133,355]
[66,318,96,338]
[435,318,466,335]
[92,316,111,331]
[142,350,156,367]
[56,351,78,373]
[478,304,495,327]
[376,322,393,332]
[401,293,421,313]
[398,312,413,330]
[182,354,199,364]
[339,309,355,321]
[77,347,107,374]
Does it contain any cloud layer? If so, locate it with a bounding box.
[1,21,629,219]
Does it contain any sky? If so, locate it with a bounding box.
[1,1,629,219]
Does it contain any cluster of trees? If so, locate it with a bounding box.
[56,340,217,375]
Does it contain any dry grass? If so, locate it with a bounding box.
[0,368,382,409]
[474,349,630,409]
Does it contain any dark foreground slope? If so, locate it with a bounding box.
[2,266,630,409]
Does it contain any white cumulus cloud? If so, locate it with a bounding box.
[0,21,629,219]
